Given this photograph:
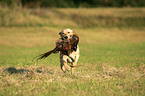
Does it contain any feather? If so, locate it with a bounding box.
[36,34,79,61]
[37,46,60,61]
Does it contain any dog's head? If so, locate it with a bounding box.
[59,28,74,40]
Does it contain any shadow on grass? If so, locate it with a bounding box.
[4,67,30,74]
[3,67,53,74]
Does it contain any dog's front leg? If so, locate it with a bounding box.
[60,54,71,72]
[63,55,71,71]
[71,48,80,72]
[60,54,66,72]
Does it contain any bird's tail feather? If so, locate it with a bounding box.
[37,47,59,61]
[37,49,54,60]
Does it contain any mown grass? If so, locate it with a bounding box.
[0,8,145,96]
[0,26,145,96]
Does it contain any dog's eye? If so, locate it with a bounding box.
[70,35,72,37]
[68,32,70,33]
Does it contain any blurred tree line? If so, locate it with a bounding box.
[0,0,145,8]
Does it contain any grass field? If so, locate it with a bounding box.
[0,8,145,96]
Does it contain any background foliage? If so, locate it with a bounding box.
[0,0,145,8]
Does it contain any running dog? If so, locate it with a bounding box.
[37,28,79,73]
[58,28,80,73]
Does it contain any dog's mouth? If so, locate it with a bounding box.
[60,36,68,40]
[62,36,68,40]
[59,32,68,40]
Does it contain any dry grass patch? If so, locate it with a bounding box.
[1,63,144,96]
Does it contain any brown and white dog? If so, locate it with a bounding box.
[58,28,80,73]
[37,28,79,73]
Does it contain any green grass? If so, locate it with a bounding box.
[0,26,145,96]
[0,8,145,96]
[0,7,145,28]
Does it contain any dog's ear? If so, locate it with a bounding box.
[59,32,62,35]
[59,32,62,36]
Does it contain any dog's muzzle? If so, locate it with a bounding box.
[64,36,68,39]
[59,32,68,40]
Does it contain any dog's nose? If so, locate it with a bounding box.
[64,36,68,39]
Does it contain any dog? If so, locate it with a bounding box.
[37,28,79,73]
[58,28,80,73]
